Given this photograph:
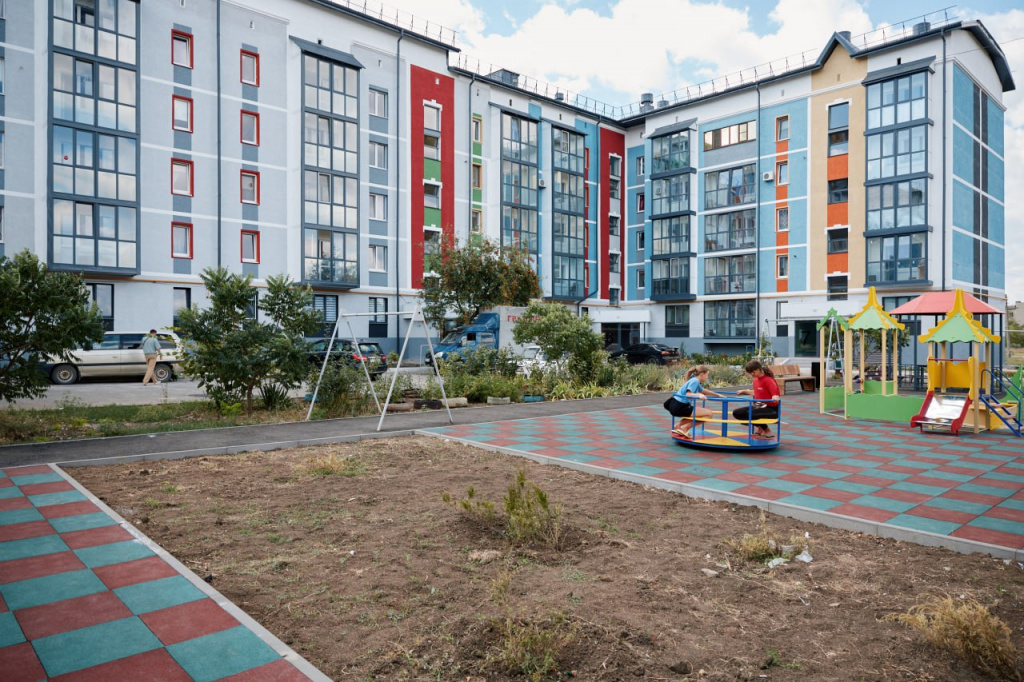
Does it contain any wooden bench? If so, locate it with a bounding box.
[773,364,816,395]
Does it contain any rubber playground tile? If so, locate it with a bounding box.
[15,591,133,640]
[964,515,1024,537]
[821,480,884,496]
[49,512,119,536]
[92,555,180,590]
[0,487,25,500]
[1001,498,1024,511]
[74,539,155,568]
[0,610,26,648]
[987,506,1024,524]
[801,486,861,503]
[827,503,899,523]
[907,504,978,525]
[218,658,314,682]
[952,525,1024,549]
[19,481,75,496]
[0,496,32,511]
[49,648,192,682]
[956,482,1019,499]
[28,490,88,508]
[0,533,69,562]
[887,513,963,535]
[0,508,44,527]
[774,493,844,511]
[3,465,54,476]
[32,616,162,678]
[617,464,669,477]
[0,550,85,585]
[166,625,282,682]
[37,500,102,519]
[850,495,919,514]
[872,487,931,505]
[731,484,793,501]
[9,473,63,486]
[114,575,206,616]
[0,642,48,682]
[0,568,107,611]
[140,598,241,646]
[651,470,704,484]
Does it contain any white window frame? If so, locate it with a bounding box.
[424,182,441,209]
[171,31,193,69]
[0,206,4,242]
[423,103,441,131]
[0,131,4,168]
[241,230,259,263]
[369,244,387,272]
[636,268,645,289]
[471,208,483,233]
[776,160,789,186]
[776,206,789,232]
[0,58,5,95]
[369,192,387,221]
[777,254,789,279]
[369,90,387,118]
[171,222,192,259]
[240,170,259,204]
[171,160,193,196]
[369,141,387,169]
[472,116,482,143]
[776,115,789,142]
[636,231,645,251]
[172,95,192,132]
[240,50,259,87]
[636,156,645,177]
[240,111,259,146]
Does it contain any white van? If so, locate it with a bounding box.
[43,331,182,384]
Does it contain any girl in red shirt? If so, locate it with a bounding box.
[733,360,780,440]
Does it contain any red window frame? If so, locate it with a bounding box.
[240,170,260,205]
[241,230,260,263]
[240,49,260,86]
[171,222,193,259]
[170,158,194,196]
[240,110,260,146]
[171,30,194,69]
[171,95,193,133]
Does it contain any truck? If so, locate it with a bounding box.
[425,306,528,364]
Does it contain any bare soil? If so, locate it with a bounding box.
[73,437,1024,681]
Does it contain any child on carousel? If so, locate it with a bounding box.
[665,364,724,440]
[733,360,781,440]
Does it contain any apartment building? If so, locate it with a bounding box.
[1,1,1013,357]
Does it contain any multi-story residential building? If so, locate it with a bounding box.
[2,2,1013,359]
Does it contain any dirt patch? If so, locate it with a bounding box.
[72,437,1024,681]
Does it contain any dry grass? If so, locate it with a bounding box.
[725,509,805,565]
[299,452,366,477]
[885,595,1023,681]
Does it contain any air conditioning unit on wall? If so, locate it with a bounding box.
[762,171,774,182]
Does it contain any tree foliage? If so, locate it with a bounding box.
[420,237,541,329]
[175,267,322,413]
[511,302,605,382]
[0,251,106,403]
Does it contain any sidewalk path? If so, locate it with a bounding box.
[0,464,328,681]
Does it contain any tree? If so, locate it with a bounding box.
[0,250,105,403]
[511,302,605,382]
[420,236,541,329]
[175,267,322,413]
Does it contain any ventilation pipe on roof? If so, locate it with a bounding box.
[640,92,654,113]
[657,99,670,109]
[555,92,564,101]
[913,21,931,36]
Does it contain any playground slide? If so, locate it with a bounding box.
[910,391,972,436]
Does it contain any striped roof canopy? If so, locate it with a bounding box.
[919,289,1001,345]
[848,287,905,331]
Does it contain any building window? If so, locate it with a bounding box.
[171,159,193,196]
[501,113,539,255]
[52,127,138,200]
[369,141,387,169]
[471,208,483,233]
[609,288,620,306]
[305,227,357,284]
[472,163,482,189]
[241,230,259,263]
[651,257,689,297]
[867,72,927,129]
[240,170,259,204]
[705,254,756,294]
[867,233,926,284]
[651,176,689,215]
[636,231,645,251]
[171,30,193,69]
[369,244,387,271]
[369,192,387,220]
[705,300,755,338]
[776,161,789,186]
[0,58,5,94]
[867,178,926,231]
[777,207,789,232]
[240,50,259,86]
[704,164,755,208]
[368,297,388,337]
[369,89,387,118]
[609,253,620,274]
[867,125,927,180]
[651,132,689,173]
[172,95,193,132]
[827,276,848,301]
[424,133,440,160]
[423,227,442,259]
[704,209,755,251]
[424,183,440,209]
[609,216,620,237]
[0,206,4,241]
[609,155,622,178]
[240,110,259,145]
[827,228,849,254]
[171,222,192,259]
[0,131,4,168]
[53,201,137,269]
[86,283,114,331]
[312,294,338,336]
[776,116,789,142]
[423,103,440,131]
[777,254,789,278]
[636,268,645,290]
[652,216,689,255]
[173,287,191,328]
[52,54,137,132]
[472,115,482,143]
[828,178,848,204]
[703,121,756,151]
[828,103,849,156]
[666,304,689,337]
[637,192,645,212]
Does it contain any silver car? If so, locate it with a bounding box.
[44,331,182,384]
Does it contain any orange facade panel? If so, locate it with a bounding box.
[826,154,847,180]
[826,201,847,227]
[826,252,848,274]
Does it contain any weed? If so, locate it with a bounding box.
[762,648,802,670]
[219,402,244,417]
[487,613,578,681]
[160,481,178,494]
[504,469,564,549]
[259,382,293,411]
[267,533,288,544]
[884,595,1022,681]
[442,487,497,523]
[302,453,366,478]
[562,566,589,583]
[143,498,162,509]
[725,509,803,565]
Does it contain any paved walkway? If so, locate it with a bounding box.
[422,391,1024,561]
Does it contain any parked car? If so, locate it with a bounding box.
[608,342,681,365]
[308,339,388,377]
[517,345,550,375]
[41,331,182,384]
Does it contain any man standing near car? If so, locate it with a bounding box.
[141,329,162,385]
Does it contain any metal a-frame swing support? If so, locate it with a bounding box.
[304,306,452,430]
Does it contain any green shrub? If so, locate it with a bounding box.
[307,363,375,417]
[259,382,292,411]
[505,469,563,548]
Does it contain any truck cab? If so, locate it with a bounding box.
[426,313,499,364]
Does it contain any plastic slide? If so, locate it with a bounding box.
[910,391,971,436]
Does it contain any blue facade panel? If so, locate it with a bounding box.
[952,64,974,131]
[987,150,1003,202]
[788,198,808,245]
[697,110,757,168]
[988,243,1005,290]
[790,245,807,292]
[758,101,808,157]
[626,143,644,187]
[952,232,975,283]
[987,98,1004,155]
[989,198,1004,245]
[952,127,973,182]
[952,179,973,231]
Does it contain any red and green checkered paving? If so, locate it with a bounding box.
[423,391,1024,559]
[0,464,326,682]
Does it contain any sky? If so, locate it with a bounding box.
[376,0,1023,305]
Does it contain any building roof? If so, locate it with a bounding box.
[889,291,1001,316]
[918,290,1001,344]
[849,288,905,331]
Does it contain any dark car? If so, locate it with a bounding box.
[309,339,388,377]
[609,342,681,365]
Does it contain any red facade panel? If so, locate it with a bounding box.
[599,127,625,300]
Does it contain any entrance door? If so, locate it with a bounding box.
[794,321,818,357]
